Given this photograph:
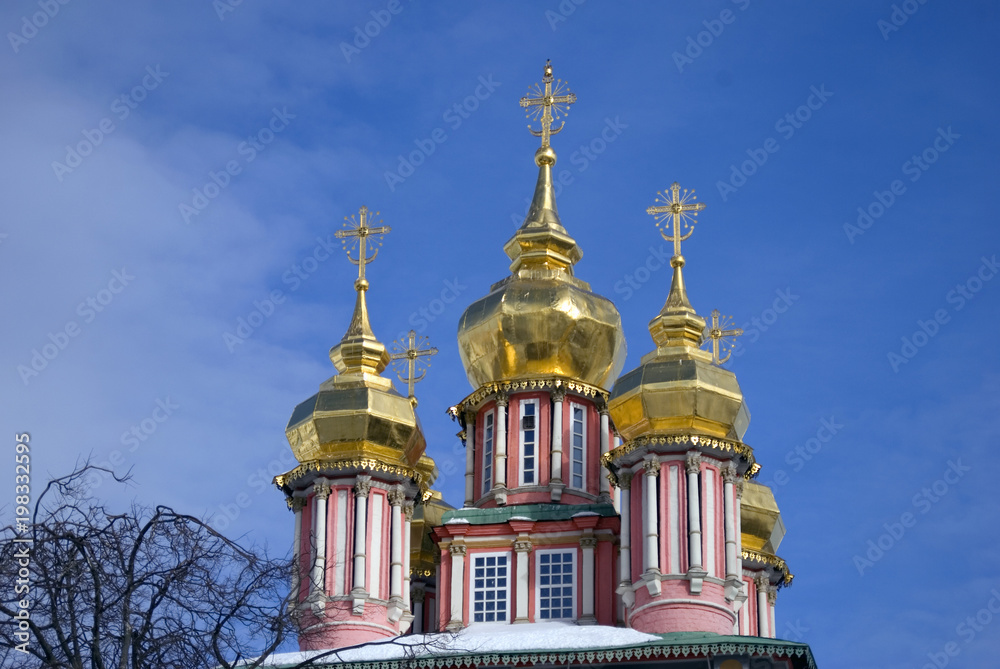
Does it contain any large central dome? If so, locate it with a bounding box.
[457,146,626,390]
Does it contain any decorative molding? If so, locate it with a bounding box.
[449,544,467,556]
[617,471,633,490]
[287,496,307,511]
[643,458,660,476]
[768,589,777,605]
[453,377,608,415]
[550,386,567,403]
[495,392,509,408]
[721,462,738,483]
[388,485,405,507]
[735,479,745,499]
[355,475,372,498]
[313,483,332,500]
[514,540,533,553]
[685,453,702,475]
[274,458,429,495]
[742,549,793,587]
[579,536,598,549]
[403,501,415,522]
[754,575,770,592]
[601,433,758,478]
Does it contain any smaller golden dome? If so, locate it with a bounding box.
[740,480,786,554]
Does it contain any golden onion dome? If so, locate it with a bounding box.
[608,189,749,442]
[457,154,626,390]
[285,210,428,470]
[740,480,786,554]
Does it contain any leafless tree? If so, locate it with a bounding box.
[0,465,296,669]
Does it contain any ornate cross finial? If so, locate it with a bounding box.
[390,330,438,405]
[519,59,577,150]
[703,309,743,364]
[335,206,391,285]
[646,182,706,258]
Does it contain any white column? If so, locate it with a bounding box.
[686,453,703,571]
[704,465,716,578]
[599,409,611,500]
[580,536,597,624]
[464,413,475,507]
[722,464,739,581]
[289,497,305,604]
[351,476,371,612]
[311,483,330,595]
[616,472,633,604]
[448,544,466,630]
[403,501,414,614]
[334,489,348,595]
[739,587,750,634]
[642,458,660,577]
[514,540,532,623]
[735,480,745,578]
[494,395,508,502]
[768,590,777,639]
[412,586,425,633]
[388,486,404,622]
[550,389,564,484]
[756,576,770,637]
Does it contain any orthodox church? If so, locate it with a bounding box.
[269,62,818,669]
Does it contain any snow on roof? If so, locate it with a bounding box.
[261,623,661,667]
[570,511,599,517]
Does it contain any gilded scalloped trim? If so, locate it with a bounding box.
[452,377,608,415]
[602,433,758,478]
[742,548,794,586]
[274,458,427,494]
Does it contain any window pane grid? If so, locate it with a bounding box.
[472,555,508,623]
[538,551,575,620]
[571,406,585,489]
[521,401,536,485]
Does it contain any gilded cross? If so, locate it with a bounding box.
[703,309,743,365]
[390,330,438,405]
[519,59,577,148]
[646,182,706,257]
[335,206,391,282]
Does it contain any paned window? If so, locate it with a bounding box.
[482,411,495,495]
[520,400,538,485]
[472,553,509,623]
[537,550,575,620]
[570,404,586,489]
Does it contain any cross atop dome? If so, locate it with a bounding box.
[390,330,438,406]
[520,59,576,164]
[646,182,706,260]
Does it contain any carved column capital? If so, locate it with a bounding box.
[388,485,405,507]
[755,575,770,591]
[514,540,533,553]
[411,586,426,603]
[643,458,660,476]
[767,589,777,605]
[550,387,567,403]
[495,392,509,408]
[735,479,745,499]
[579,536,598,549]
[721,462,738,484]
[287,496,307,511]
[313,483,331,500]
[354,475,372,498]
[685,452,702,475]
[403,501,415,521]
[618,471,633,490]
[449,543,467,556]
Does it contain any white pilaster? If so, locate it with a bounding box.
[756,576,770,637]
[668,464,681,574]
[580,536,597,623]
[311,483,330,595]
[686,453,706,594]
[448,544,466,630]
[387,486,404,622]
[642,458,661,596]
[494,395,508,504]
[514,540,532,623]
[768,589,777,639]
[616,471,634,607]
[403,501,414,614]
[334,489,348,595]
[704,465,716,578]
[464,413,475,507]
[369,491,384,600]
[550,388,565,501]
[351,476,371,614]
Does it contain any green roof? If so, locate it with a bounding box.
[441,503,618,525]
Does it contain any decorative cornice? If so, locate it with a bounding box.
[454,376,608,415]
[602,433,758,478]
[410,567,434,578]
[287,496,307,512]
[274,458,428,493]
[742,549,794,587]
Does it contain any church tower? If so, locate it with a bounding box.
[432,61,628,629]
[605,183,792,636]
[274,208,438,651]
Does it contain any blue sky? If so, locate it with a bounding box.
[2,1,998,665]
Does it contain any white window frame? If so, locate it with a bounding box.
[569,402,587,490]
[518,398,540,486]
[482,410,495,496]
[535,548,576,621]
[469,551,511,624]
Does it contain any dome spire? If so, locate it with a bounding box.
[504,60,582,273]
[329,206,392,376]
